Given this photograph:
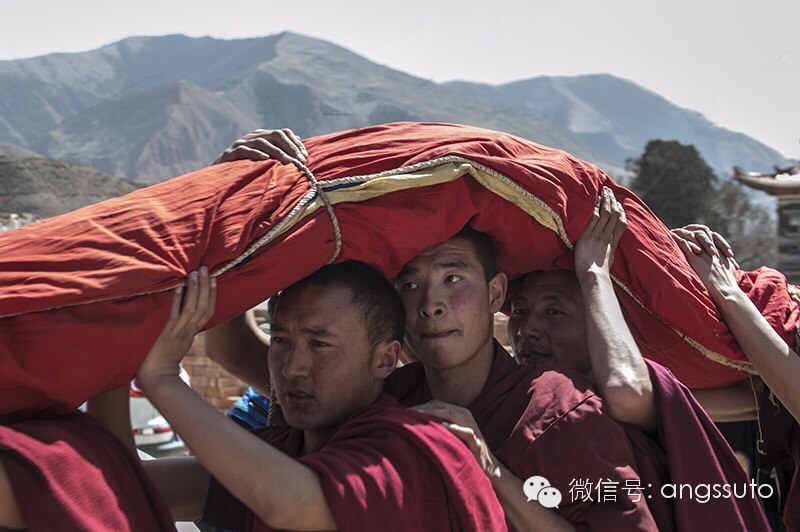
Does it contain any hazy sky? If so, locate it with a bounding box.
[2,0,797,158]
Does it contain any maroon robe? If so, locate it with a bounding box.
[757,381,800,531]
[0,411,174,531]
[384,345,657,531]
[204,393,507,532]
[623,359,770,530]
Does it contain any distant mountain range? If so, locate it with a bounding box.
[0,32,790,184]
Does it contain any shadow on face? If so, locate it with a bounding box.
[268,283,387,431]
[506,270,592,375]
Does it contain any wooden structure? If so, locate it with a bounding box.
[735,162,800,283]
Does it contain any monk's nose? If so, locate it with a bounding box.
[518,315,543,340]
[419,285,446,319]
[281,346,311,380]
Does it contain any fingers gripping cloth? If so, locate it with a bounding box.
[1,122,798,418]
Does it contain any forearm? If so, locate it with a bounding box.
[140,375,334,530]
[85,385,136,453]
[579,270,655,430]
[690,380,757,422]
[715,288,800,423]
[205,313,271,394]
[490,463,573,532]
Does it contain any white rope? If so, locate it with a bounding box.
[295,160,342,264]
[212,160,343,278]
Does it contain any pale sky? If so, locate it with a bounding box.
[2,0,798,158]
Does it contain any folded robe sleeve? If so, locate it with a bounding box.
[521,395,657,531]
[642,360,770,530]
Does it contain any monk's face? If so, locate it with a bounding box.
[268,283,387,431]
[506,271,592,375]
[396,237,505,370]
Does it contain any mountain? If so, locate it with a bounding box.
[0,32,788,183]
[444,75,789,177]
[1,33,601,182]
[0,156,140,217]
[0,143,41,158]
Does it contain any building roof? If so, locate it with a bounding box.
[734,163,800,194]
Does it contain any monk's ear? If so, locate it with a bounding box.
[488,272,507,313]
[373,340,401,379]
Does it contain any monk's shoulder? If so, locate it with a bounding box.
[516,367,605,435]
[382,362,426,405]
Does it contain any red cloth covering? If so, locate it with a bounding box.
[2,122,799,417]
[203,393,507,532]
[385,345,657,530]
[0,411,174,531]
[626,360,769,530]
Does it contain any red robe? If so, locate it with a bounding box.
[620,359,770,530]
[203,393,507,531]
[0,411,174,531]
[384,345,657,531]
[757,381,800,531]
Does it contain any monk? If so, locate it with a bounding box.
[1,261,507,531]
[505,187,770,530]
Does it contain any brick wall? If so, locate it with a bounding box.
[183,333,248,412]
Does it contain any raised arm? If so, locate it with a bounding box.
[137,268,336,530]
[85,384,136,453]
[84,361,212,521]
[672,226,800,424]
[690,380,757,422]
[574,187,656,432]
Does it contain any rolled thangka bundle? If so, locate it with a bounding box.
[1,121,797,418]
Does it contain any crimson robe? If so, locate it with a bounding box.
[757,382,800,531]
[0,411,174,531]
[203,393,507,531]
[620,359,770,530]
[384,345,657,531]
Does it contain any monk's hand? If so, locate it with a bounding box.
[214,128,307,165]
[574,186,627,279]
[137,267,217,383]
[411,400,501,480]
[672,229,740,304]
[671,224,740,269]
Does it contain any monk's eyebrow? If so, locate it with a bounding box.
[396,266,417,279]
[540,292,576,304]
[438,259,469,270]
[300,327,336,339]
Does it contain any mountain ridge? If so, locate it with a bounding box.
[0,32,788,183]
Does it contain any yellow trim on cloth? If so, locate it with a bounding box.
[6,155,763,375]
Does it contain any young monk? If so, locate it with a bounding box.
[505,188,770,530]
[1,261,507,531]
